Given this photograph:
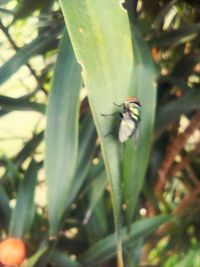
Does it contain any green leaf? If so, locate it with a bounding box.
[45,30,81,236]
[65,112,97,210]
[14,131,44,167]
[0,185,10,227]
[26,247,47,267]
[0,29,57,86]
[174,249,199,267]
[122,27,156,227]
[60,1,133,264]
[85,191,109,244]
[0,8,15,16]
[9,159,39,238]
[51,249,82,267]
[79,215,170,267]
[83,170,107,224]
[0,95,45,113]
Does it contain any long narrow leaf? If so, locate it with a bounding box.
[122,27,156,227]
[26,247,47,267]
[60,1,134,265]
[14,131,44,167]
[9,159,39,238]
[0,95,45,113]
[0,29,57,85]
[45,30,81,236]
[0,185,10,227]
[79,215,170,267]
[83,171,107,224]
[65,112,96,210]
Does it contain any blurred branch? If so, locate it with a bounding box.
[155,111,200,196]
[0,20,47,95]
[156,184,200,237]
[168,144,200,181]
[185,164,199,187]
[142,184,200,263]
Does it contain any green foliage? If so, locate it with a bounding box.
[0,0,200,266]
[45,29,81,236]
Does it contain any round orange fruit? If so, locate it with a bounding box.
[0,238,26,266]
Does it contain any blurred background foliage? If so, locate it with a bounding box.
[0,0,200,266]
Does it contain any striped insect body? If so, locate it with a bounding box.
[119,97,141,143]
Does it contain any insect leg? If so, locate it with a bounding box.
[113,102,123,107]
[101,112,120,117]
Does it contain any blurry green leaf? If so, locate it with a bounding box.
[0,8,15,15]
[174,249,199,267]
[60,1,133,263]
[14,131,44,167]
[0,0,13,5]
[85,192,109,244]
[0,30,57,86]
[51,249,81,267]
[79,215,170,267]
[9,159,39,238]
[45,30,81,236]
[0,95,45,113]
[149,23,200,49]
[2,157,20,189]
[0,185,10,227]
[122,27,156,227]
[26,247,47,267]
[156,89,200,137]
[65,112,96,210]
[83,171,107,224]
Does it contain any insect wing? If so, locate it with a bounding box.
[119,115,136,143]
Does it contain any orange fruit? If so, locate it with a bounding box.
[0,238,26,266]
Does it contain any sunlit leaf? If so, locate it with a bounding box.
[60,1,133,264]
